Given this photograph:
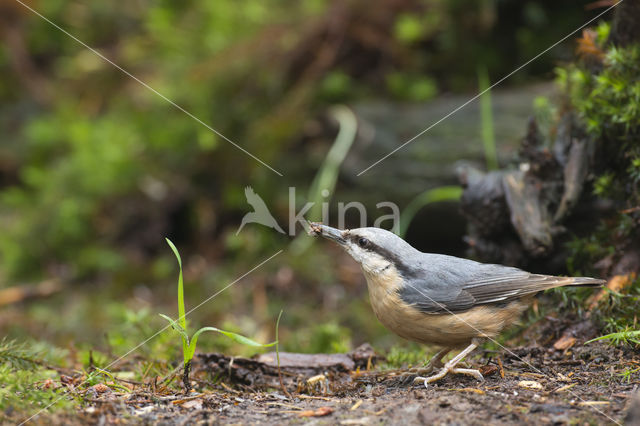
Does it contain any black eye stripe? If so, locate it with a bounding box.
[348,234,410,275]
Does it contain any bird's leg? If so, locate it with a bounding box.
[390,348,451,385]
[404,347,451,376]
[413,339,484,386]
[384,348,451,385]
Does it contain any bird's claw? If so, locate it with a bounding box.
[413,366,484,387]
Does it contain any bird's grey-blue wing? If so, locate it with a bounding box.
[397,254,601,314]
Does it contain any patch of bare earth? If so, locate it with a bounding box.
[20,339,638,425]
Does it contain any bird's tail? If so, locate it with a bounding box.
[558,276,606,288]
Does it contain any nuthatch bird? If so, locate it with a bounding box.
[309,223,604,385]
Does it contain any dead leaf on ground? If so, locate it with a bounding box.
[298,406,334,417]
[553,335,576,351]
[518,380,543,390]
[180,399,203,410]
[479,365,497,377]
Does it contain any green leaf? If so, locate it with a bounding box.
[165,238,182,269]
[159,313,190,346]
[586,330,640,345]
[184,326,276,363]
[478,65,498,171]
[165,238,187,335]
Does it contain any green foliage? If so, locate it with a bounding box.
[307,106,358,223]
[628,156,640,183]
[559,29,640,271]
[307,322,352,354]
[533,96,557,134]
[382,343,427,369]
[617,366,640,384]
[0,364,70,415]
[566,46,640,135]
[394,14,426,44]
[0,1,600,282]
[595,277,640,340]
[554,24,640,345]
[478,66,498,170]
[385,73,438,102]
[0,339,73,417]
[160,239,274,367]
[0,0,304,280]
[586,328,640,346]
[566,227,615,277]
[0,338,41,371]
[104,305,176,360]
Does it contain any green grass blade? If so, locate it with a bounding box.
[478,65,498,170]
[399,186,463,237]
[307,105,358,221]
[291,105,357,253]
[586,330,640,345]
[184,326,276,363]
[158,314,190,344]
[165,238,187,335]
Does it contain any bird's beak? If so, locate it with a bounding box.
[309,222,347,245]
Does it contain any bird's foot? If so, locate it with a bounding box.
[413,340,483,387]
[392,361,443,386]
[378,357,447,386]
[413,364,484,386]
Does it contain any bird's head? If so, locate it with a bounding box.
[309,223,417,276]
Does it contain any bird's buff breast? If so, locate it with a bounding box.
[363,269,529,347]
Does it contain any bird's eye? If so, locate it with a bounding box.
[357,237,369,248]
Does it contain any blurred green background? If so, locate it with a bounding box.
[0,0,611,360]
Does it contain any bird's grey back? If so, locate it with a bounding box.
[397,252,604,313]
[352,227,604,314]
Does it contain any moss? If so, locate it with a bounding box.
[556,25,640,341]
[559,25,639,267]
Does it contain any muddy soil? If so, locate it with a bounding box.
[21,334,640,426]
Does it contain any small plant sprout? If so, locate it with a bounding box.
[160,238,276,393]
[586,329,640,346]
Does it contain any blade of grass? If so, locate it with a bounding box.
[291,105,358,253]
[158,314,190,344]
[165,239,186,331]
[307,105,358,221]
[586,330,640,345]
[478,65,498,170]
[165,238,189,363]
[185,327,276,361]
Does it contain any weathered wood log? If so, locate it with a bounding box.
[459,114,596,267]
[194,343,379,388]
[458,4,640,271]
